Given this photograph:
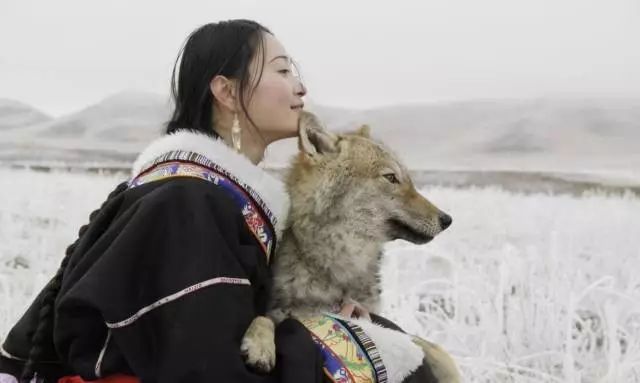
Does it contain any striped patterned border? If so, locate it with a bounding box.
[105,277,250,329]
[332,316,389,383]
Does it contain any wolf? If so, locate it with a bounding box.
[241,111,460,382]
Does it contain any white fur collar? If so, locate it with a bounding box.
[131,130,290,237]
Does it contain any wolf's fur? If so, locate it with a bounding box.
[411,336,462,382]
[241,111,459,382]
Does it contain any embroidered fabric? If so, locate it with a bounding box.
[301,314,388,383]
[129,159,276,261]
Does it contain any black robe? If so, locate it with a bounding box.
[1,176,328,382]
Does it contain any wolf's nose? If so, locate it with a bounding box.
[439,213,452,230]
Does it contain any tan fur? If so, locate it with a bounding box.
[240,316,276,371]
[411,336,461,383]
[242,111,459,381]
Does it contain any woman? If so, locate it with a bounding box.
[0,20,447,383]
[1,19,323,383]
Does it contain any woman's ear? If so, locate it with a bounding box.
[298,111,339,157]
[210,75,237,112]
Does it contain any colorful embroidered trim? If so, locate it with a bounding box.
[301,315,378,383]
[135,150,278,233]
[128,160,275,261]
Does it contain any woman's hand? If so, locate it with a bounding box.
[338,299,371,321]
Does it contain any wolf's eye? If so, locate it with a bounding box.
[383,173,400,184]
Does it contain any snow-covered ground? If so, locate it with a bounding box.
[1,168,639,382]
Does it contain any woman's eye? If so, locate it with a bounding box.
[383,173,400,184]
[278,69,291,75]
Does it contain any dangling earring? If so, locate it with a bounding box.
[231,113,242,153]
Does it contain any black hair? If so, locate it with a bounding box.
[166,19,272,140]
[21,180,130,382]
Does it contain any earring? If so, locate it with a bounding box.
[231,113,241,152]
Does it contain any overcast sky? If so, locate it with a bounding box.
[1,0,639,116]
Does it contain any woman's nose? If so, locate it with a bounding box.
[295,80,307,98]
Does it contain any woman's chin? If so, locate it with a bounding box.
[266,127,298,143]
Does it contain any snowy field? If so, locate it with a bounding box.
[1,168,639,382]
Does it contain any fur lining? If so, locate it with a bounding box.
[131,130,290,237]
[348,317,424,383]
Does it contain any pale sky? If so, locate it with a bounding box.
[1,0,639,116]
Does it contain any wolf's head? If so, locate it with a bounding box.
[286,111,452,245]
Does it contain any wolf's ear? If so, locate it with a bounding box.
[298,111,339,156]
[355,124,370,138]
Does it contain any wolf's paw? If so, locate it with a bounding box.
[241,316,276,373]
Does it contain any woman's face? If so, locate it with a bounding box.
[242,33,306,143]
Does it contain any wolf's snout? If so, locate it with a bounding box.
[439,213,452,230]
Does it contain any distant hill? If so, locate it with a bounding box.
[2,91,169,142]
[1,93,639,187]
[0,98,51,131]
[43,91,170,142]
[324,98,640,156]
[267,98,640,174]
